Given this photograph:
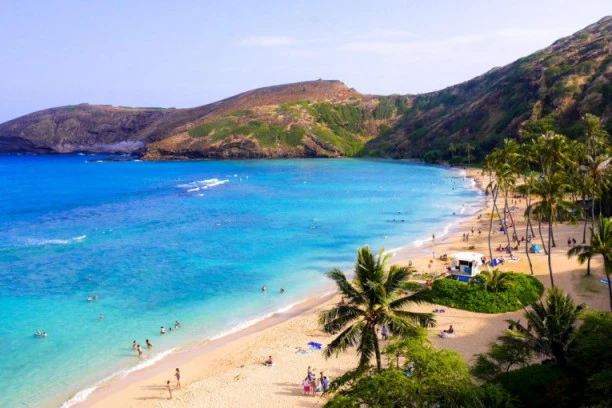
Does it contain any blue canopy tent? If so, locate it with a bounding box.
[531,244,543,253]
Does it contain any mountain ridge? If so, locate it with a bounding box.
[1,16,610,160]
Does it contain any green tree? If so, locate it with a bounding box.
[502,287,585,366]
[449,142,457,158]
[324,338,480,408]
[465,143,476,166]
[568,216,612,311]
[319,246,434,371]
[470,269,514,293]
[531,172,575,287]
[472,341,533,382]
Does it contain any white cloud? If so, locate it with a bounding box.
[352,30,414,40]
[237,36,296,47]
[339,26,571,56]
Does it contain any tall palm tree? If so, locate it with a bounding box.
[579,154,610,275]
[319,246,435,371]
[502,287,585,367]
[531,172,575,287]
[520,172,538,275]
[448,142,457,158]
[568,216,612,311]
[465,143,475,166]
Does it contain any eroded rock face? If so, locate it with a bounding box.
[0,105,170,154]
[0,80,361,158]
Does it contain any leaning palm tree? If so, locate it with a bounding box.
[568,216,612,311]
[502,287,585,367]
[319,246,435,371]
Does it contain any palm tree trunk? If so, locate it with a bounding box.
[498,188,514,258]
[374,332,382,371]
[548,216,555,287]
[488,187,498,262]
[538,218,548,256]
[605,259,612,312]
[582,209,588,244]
[505,189,519,251]
[525,201,534,275]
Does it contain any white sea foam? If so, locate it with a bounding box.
[24,235,86,246]
[60,348,177,408]
[178,178,229,192]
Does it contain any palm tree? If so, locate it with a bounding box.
[568,216,612,311]
[319,246,435,371]
[448,142,457,158]
[531,172,575,287]
[465,143,475,166]
[470,269,513,293]
[580,154,610,275]
[502,287,585,367]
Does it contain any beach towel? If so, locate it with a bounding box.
[296,348,313,355]
[601,279,609,285]
[531,244,543,254]
[307,342,322,350]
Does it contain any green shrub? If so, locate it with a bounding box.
[282,126,305,146]
[496,363,573,408]
[399,281,423,292]
[425,273,544,313]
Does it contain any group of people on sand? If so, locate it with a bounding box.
[160,320,181,335]
[440,325,455,338]
[166,368,181,400]
[302,366,330,396]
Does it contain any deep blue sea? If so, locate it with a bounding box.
[0,155,481,407]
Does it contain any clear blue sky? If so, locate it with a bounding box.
[0,0,609,123]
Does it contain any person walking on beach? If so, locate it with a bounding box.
[175,368,181,389]
[381,325,389,340]
[311,376,318,396]
[303,377,311,395]
[166,380,173,400]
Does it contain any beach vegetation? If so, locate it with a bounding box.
[422,149,442,164]
[425,273,544,313]
[501,287,585,366]
[472,341,533,382]
[324,338,515,408]
[568,216,612,311]
[470,269,514,293]
[319,246,434,371]
[475,310,612,408]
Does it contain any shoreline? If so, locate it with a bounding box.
[69,165,487,408]
[69,165,610,407]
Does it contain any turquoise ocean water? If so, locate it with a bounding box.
[0,156,481,407]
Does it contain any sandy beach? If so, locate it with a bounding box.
[75,168,609,408]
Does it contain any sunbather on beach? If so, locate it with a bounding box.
[264,355,274,366]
